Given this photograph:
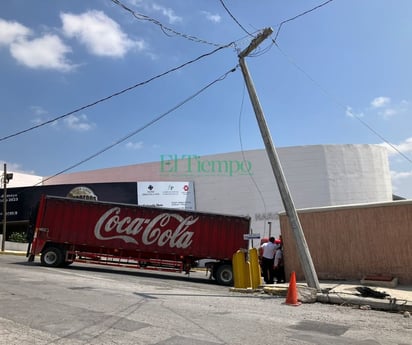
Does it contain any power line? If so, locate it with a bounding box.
[219,0,252,37]
[41,66,238,184]
[255,0,411,164]
[237,83,269,237]
[267,0,412,166]
[273,0,335,42]
[249,40,275,58]
[239,1,335,60]
[347,112,412,165]
[273,42,412,166]
[110,0,227,47]
[0,44,232,143]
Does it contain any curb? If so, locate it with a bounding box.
[316,293,412,313]
[230,285,412,313]
[229,287,263,293]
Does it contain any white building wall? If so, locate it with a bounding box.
[42,144,393,238]
[278,145,331,208]
[323,145,392,204]
[2,172,43,188]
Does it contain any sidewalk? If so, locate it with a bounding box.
[316,281,412,313]
[231,281,412,317]
[260,280,412,313]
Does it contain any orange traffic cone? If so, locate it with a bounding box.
[284,271,301,306]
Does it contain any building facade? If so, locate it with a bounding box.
[36,144,393,238]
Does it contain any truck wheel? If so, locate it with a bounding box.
[215,264,233,286]
[41,247,63,267]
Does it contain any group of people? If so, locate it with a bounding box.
[259,236,285,285]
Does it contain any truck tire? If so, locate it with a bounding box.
[215,264,233,286]
[40,247,64,267]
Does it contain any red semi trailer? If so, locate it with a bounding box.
[27,195,250,285]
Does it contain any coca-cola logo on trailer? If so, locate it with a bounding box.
[94,207,198,248]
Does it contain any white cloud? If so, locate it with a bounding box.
[368,96,409,119]
[152,4,182,24]
[10,34,73,71]
[63,114,94,131]
[381,139,412,198]
[30,106,50,125]
[0,160,35,175]
[30,105,48,116]
[381,137,412,157]
[201,11,221,23]
[126,141,144,150]
[390,169,412,198]
[391,170,412,180]
[381,108,397,118]
[61,10,144,57]
[371,96,391,108]
[0,19,31,46]
[345,106,354,117]
[127,0,143,5]
[345,106,364,118]
[0,19,73,71]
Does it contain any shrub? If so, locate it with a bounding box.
[9,232,27,243]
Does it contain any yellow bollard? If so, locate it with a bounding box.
[246,260,251,288]
[249,248,262,289]
[232,250,250,288]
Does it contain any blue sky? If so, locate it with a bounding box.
[1,0,412,198]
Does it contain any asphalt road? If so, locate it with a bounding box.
[0,254,411,345]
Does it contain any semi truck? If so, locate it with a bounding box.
[27,195,250,285]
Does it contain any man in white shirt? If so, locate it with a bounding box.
[260,237,277,284]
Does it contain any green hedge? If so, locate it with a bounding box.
[9,232,27,243]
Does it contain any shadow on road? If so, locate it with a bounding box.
[12,258,219,286]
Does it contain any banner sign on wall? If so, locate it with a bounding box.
[137,181,195,210]
[1,182,138,223]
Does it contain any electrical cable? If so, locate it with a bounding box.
[40,66,238,184]
[273,0,335,42]
[238,83,269,238]
[110,0,227,47]
[238,0,411,167]
[219,0,252,37]
[111,0,260,56]
[273,42,412,166]
[0,44,233,143]
[240,1,335,60]
[248,40,275,58]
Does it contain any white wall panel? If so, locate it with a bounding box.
[41,144,393,239]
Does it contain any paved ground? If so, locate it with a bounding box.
[2,250,412,313]
[1,253,412,345]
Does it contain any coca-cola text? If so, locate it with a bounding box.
[94,207,198,248]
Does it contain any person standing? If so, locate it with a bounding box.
[260,237,277,284]
[274,244,285,283]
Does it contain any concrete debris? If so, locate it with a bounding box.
[297,285,318,303]
[262,286,287,297]
[261,284,317,303]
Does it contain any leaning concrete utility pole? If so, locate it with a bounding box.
[238,28,320,291]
